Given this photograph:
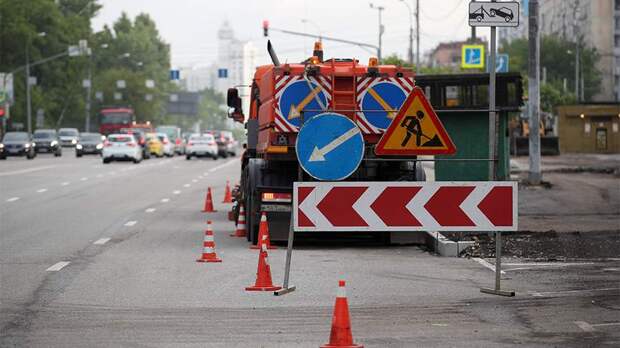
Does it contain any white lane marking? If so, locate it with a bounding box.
[173,190,181,195]
[192,179,198,183]
[504,262,595,266]
[36,188,48,193]
[198,176,203,179]
[183,184,190,188]
[574,321,595,332]
[46,261,70,272]
[6,197,20,202]
[531,287,620,297]
[110,171,117,175]
[124,220,137,227]
[145,208,156,213]
[504,263,595,272]
[0,165,56,177]
[96,174,103,178]
[61,182,70,186]
[161,198,170,203]
[203,172,209,176]
[472,258,506,275]
[80,177,88,181]
[93,238,111,245]
[208,159,237,173]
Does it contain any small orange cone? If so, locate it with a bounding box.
[245,243,281,291]
[202,187,216,212]
[251,212,277,249]
[321,280,363,348]
[230,203,246,237]
[196,221,222,263]
[222,180,233,203]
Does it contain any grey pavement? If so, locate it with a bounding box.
[1,155,619,347]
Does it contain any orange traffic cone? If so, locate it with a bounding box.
[251,212,277,249]
[230,203,246,237]
[321,280,363,348]
[202,187,216,212]
[222,180,233,203]
[196,221,222,263]
[245,243,281,291]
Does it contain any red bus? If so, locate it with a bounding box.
[99,107,135,135]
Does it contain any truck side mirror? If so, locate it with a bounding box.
[227,88,244,123]
[227,88,241,109]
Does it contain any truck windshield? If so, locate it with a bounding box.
[101,112,131,125]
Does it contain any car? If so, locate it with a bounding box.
[155,125,184,154]
[186,134,218,160]
[58,128,80,147]
[220,130,238,156]
[156,133,175,157]
[33,129,62,156]
[490,7,514,21]
[120,128,150,160]
[0,132,36,160]
[206,130,230,158]
[102,134,143,164]
[75,132,104,157]
[145,133,164,157]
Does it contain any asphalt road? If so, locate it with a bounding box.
[1,154,619,347]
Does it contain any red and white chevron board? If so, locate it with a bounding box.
[293,181,518,232]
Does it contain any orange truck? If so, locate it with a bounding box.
[227,42,424,245]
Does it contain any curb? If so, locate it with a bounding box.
[425,231,475,257]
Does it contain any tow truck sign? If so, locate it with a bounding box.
[293,181,518,232]
[469,1,519,27]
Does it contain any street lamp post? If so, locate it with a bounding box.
[399,0,414,65]
[26,32,46,135]
[369,3,385,62]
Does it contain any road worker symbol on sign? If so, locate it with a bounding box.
[375,87,456,155]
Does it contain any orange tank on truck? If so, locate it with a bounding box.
[226,41,424,246]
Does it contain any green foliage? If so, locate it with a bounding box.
[382,53,461,74]
[197,88,227,131]
[500,35,601,102]
[0,1,172,132]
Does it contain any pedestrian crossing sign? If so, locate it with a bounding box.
[374,87,456,156]
[462,44,485,69]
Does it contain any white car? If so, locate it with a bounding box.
[102,134,143,164]
[156,133,175,157]
[186,134,218,160]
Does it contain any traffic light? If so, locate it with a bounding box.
[262,20,269,37]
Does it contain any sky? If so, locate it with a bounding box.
[92,0,492,68]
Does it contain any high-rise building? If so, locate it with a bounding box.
[180,21,257,111]
[498,0,529,46]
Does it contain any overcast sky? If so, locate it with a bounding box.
[92,0,491,68]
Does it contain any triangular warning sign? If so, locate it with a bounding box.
[375,87,456,156]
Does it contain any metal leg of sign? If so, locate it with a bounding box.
[480,232,515,297]
[274,216,296,296]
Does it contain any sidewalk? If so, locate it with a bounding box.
[511,153,620,174]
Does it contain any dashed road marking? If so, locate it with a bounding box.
[192,179,198,183]
[472,258,506,275]
[81,177,88,181]
[574,321,620,332]
[6,197,20,202]
[96,174,103,178]
[531,287,620,297]
[0,165,56,177]
[183,184,190,188]
[161,198,170,203]
[145,208,156,213]
[36,188,48,193]
[46,261,70,272]
[173,190,181,195]
[124,220,138,227]
[61,182,70,186]
[93,238,111,245]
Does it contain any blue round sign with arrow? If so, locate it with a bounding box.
[296,113,364,181]
[279,80,328,128]
[361,82,407,130]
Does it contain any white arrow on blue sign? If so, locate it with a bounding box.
[295,113,364,181]
[487,53,509,73]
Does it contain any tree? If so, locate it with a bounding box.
[382,54,460,74]
[500,35,601,101]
